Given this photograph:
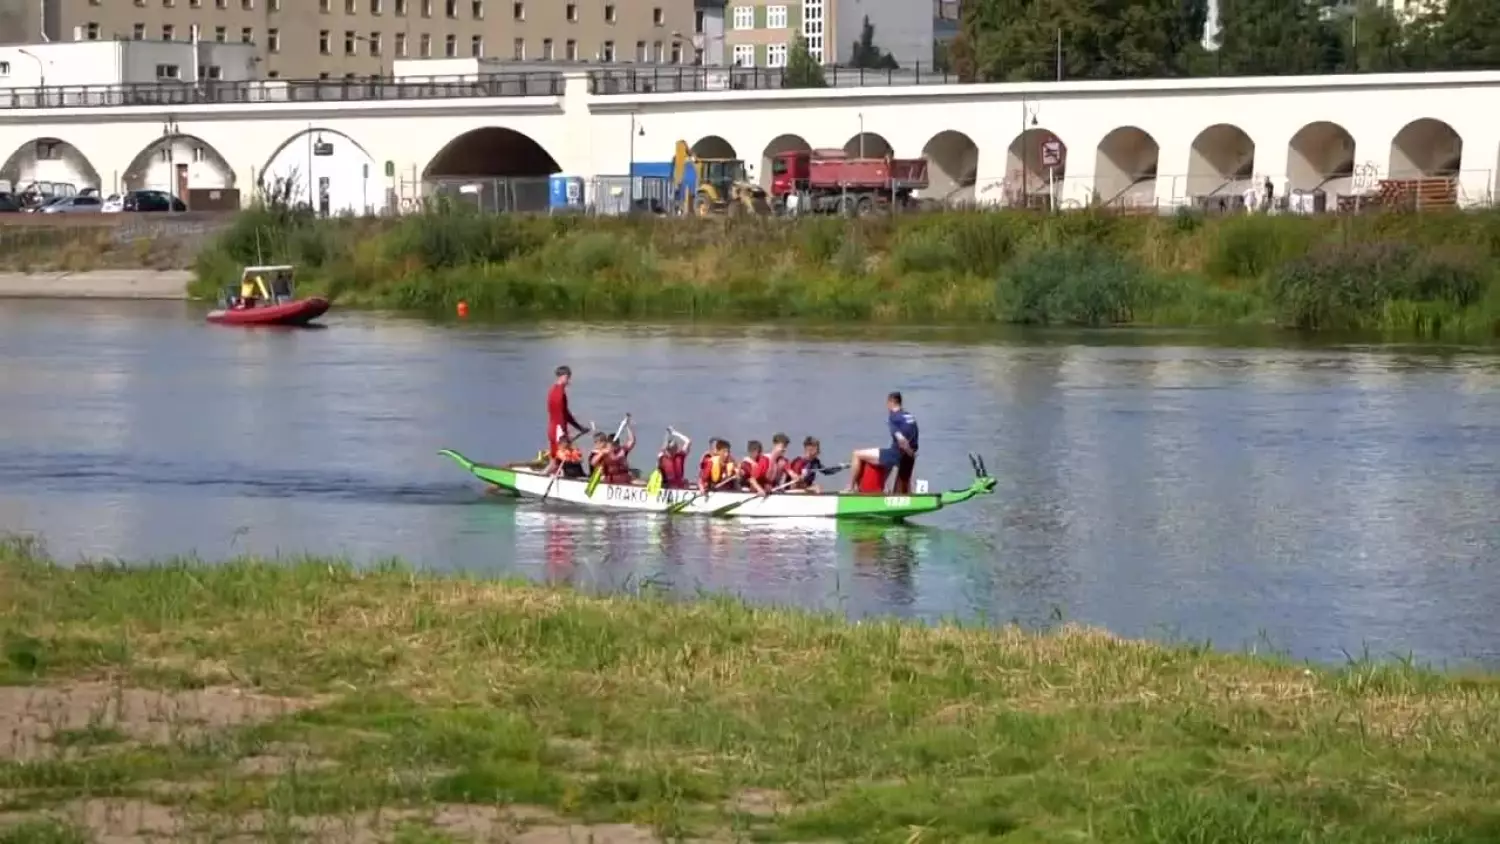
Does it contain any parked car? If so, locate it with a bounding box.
[0,192,23,212]
[121,190,188,212]
[39,194,104,214]
[101,193,124,213]
[24,196,67,213]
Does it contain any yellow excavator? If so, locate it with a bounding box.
[670,140,771,216]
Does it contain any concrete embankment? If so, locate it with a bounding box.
[0,271,193,300]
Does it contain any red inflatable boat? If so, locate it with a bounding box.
[207,264,330,327]
[207,296,330,326]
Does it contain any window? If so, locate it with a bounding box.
[192,146,206,162]
[732,43,754,66]
[652,6,662,24]
[653,40,663,61]
[444,33,455,55]
[345,0,354,12]
[215,0,226,8]
[565,37,576,59]
[370,32,382,54]
[36,140,60,159]
[0,62,8,76]
[163,0,174,7]
[472,0,482,18]
[635,40,646,61]
[162,23,175,39]
[565,3,575,21]
[421,0,430,16]
[766,5,787,28]
[472,34,484,56]
[603,3,615,22]
[370,0,380,11]
[694,9,703,32]
[242,0,253,9]
[766,42,787,66]
[600,39,614,61]
[509,37,522,58]
[344,30,356,54]
[206,65,222,79]
[732,6,754,29]
[511,0,521,19]
[541,37,552,58]
[190,0,200,7]
[241,26,253,43]
[269,70,280,78]
[272,0,280,10]
[155,63,180,79]
[445,0,455,17]
[670,41,682,63]
[85,21,99,39]
[318,30,330,53]
[320,0,330,11]
[344,72,356,79]
[268,28,280,51]
[320,71,330,78]
[132,23,144,39]
[420,32,431,55]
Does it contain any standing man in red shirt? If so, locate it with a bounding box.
[546,365,590,470]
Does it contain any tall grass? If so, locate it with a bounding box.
[190,203,1500,336]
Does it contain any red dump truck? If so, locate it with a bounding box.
[768,149,929,215]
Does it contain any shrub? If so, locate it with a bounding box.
[999,245,1148,327]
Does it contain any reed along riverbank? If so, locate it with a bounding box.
[188,205,1500,335]
[3,535,1498,842]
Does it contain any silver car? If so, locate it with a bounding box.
[39,195,103,214]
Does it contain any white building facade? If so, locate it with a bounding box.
[0,64,1498,213]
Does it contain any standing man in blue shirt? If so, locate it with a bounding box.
[845,392,919,494]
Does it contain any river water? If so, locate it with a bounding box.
[2,300,1498,667]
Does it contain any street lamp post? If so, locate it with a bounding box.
[162,118,181,213]
[17,49,45,106]
[627,113,645,201]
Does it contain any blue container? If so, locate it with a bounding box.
[548,175,584,211]
[629,161,674,181]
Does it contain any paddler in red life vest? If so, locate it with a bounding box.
[788,436,824,493]
[656,427,692,488]
[546,365,591,473]
[740,440,773,495]
[763,433,793,490]
[590,417,637,486]
[698,438,738,492]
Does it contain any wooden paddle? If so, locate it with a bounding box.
[645,427,690,497]
[666,473,739,515]
[537,426,594,502]
[709,463,849,518]
[585,415,630,498]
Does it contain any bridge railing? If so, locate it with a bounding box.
[0,73,566,109]
[588,64,967,95]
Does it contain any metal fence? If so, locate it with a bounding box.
[399,176,676,215]
[588,64,970,94]
[0,73,564,110]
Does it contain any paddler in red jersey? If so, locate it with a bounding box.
[763,433,793,490]
[698,439,738,492]
[788,436,824,492]
[546,365,590,472]
[656,427,692,488]
[590,417,636,485]
[740,440,773,495]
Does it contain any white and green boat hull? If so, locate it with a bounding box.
[439,449,996,520]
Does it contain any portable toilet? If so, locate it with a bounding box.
[548,174,585,213]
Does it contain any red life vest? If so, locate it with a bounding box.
[658,451,687,487]
[740,455,770,487]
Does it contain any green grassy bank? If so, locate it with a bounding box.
[188,205,1500,335]
[3,535,1498,842]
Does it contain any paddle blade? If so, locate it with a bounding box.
[645,470,662,496]
[585,467,602,498]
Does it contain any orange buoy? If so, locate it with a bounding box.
[456,300,469,318]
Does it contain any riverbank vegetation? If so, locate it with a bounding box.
[193,204,1500,336]
[3,534,1498,842]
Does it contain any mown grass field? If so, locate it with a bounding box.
[3,535,1499,842]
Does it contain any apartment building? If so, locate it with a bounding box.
[2,0,699,79]
[722,0,931,69]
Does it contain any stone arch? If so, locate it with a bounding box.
[0,137,102,201]
[1285,121,1355,199]
[843,132,893,159]
[760,133,810,188]
[1005,127,1067,204]
[1187,123,1255,199]
[262,128,385,216]
[422,127,561,213]
[1389,118,1462,179]
[690,135,737,160]
[922,130,979,204]
[1093,126,1160,209]
[122,134,236,195]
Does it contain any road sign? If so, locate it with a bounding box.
[1041,139,1063,167]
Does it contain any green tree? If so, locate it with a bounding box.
[1213,0,1344,75]
[784,35,827,88]
[849,17,900,69]
[1334,1,1414,73]
[961,0,1208,82]
[1420,0,1500,69]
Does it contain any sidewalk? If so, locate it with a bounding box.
[0,271,193,300]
